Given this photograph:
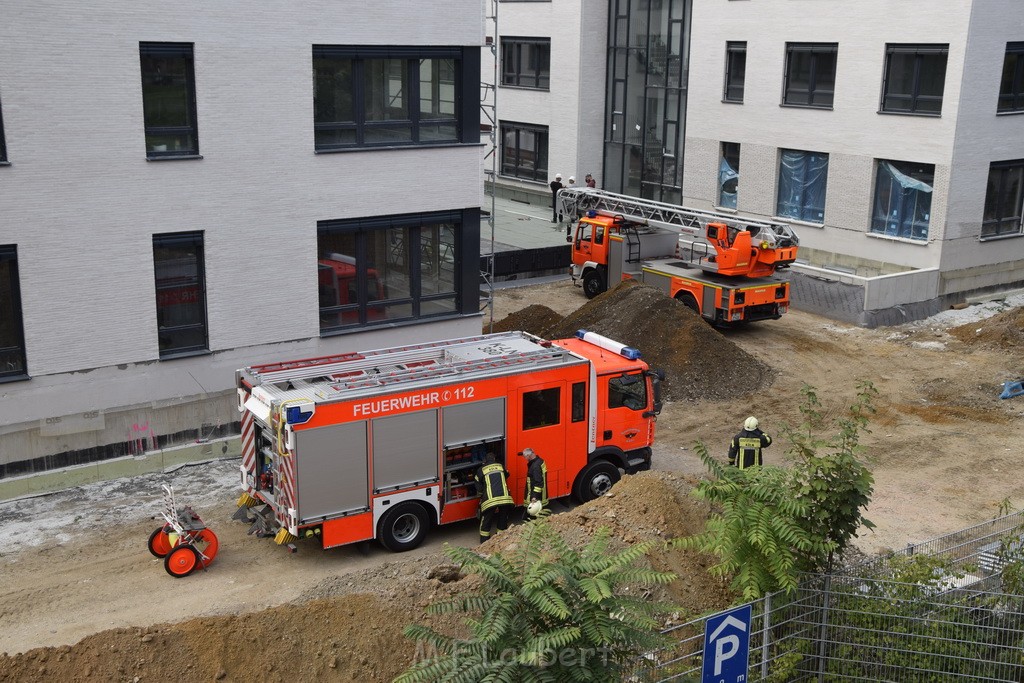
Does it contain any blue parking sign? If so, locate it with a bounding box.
[702,604,751,683]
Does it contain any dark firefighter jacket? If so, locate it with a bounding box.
[526,456,548,505]
[728,428,772,469]
[475,463,513,511]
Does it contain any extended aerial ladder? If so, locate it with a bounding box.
[557,187,799,276]
[558,187,800,325]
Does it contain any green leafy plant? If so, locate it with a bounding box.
[676,382,877,599]
[673,442,820,601]
[782,381,877,572]
[395,520,677,683]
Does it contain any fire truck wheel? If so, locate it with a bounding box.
[164,545,200,578]
[582,270,606,299]
[378,503,430,552]
[147,525,174,558]
[675,292,699,315]
[573,461,621,503]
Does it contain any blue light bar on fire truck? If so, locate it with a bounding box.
[575,330,642,360]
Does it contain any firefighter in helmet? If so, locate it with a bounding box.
[728,416,772,469]
[520,448,548,517]
[474,452,514,544]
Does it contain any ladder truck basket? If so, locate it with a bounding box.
[146,484,220,578]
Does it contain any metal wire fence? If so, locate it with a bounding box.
[634,511,1024,682]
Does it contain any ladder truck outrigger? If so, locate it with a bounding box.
[233,330,663,553]
[558,188,800,326]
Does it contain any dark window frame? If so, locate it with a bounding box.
[501,36,551,90]
[723,41,746,103]
[317,210,468,335]
[571,381,586,423]
[522,387,562,430]
[720,141,740,208]
[608,373,647,412]
[153,231,209,358]
[0,95,7,163]
[313,45,475,152]
[782,42,838,109]
[998,42,1024,114]
[0,245,28,381]
[139,42,200,159]
[870,159,935,241]
[880,43,949,116]
[776,148,830,223]
[500,120,549,182]
[983,159,1024,238]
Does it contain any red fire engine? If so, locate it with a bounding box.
[233,330,663,552]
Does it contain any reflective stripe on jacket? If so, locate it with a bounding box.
[728,429,772,469]
[476,462,513,511]
[526,457,548,505]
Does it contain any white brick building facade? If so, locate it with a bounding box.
[684,0,1024,292]
[0,2,484,471]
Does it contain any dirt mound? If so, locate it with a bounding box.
[0,472,730,683]
[489,303,562,338]
[948,306,1024,351]
[545,281,772,402]
[0,594,412,683]
[486,470,735,616]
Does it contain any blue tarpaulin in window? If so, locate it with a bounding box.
[777,150,828,222]
[719,157,738,209]
[872,161,933,240]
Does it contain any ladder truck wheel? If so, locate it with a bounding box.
[572,461,621,503]
[164,545,201,578]
[147,524,175,558]
[378,503,430,552]
[582,270,606,299]
[675,292,700,316]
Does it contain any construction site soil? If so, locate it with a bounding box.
[1,279,1022,683]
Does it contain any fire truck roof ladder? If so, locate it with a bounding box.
[245,332,570,394]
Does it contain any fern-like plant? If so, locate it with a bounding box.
[394,520,677,683]
[673,442,822,601]
[782,381,876,572]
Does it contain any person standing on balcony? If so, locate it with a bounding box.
[549,173,564,223]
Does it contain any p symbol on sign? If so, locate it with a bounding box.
[701,604,751,683]
[714,634,740,676]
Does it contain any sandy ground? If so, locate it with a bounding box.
[1,278,1022,664]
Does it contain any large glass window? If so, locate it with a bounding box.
[139,43,199,158]
[783,43,837,108]
[998,42,1024,113]
[313,46,464,150]
[719,142,740,209]
[881,44,948,116]
[724,42,746,103]
[776,149,829,223]
[501,37,550,90]
[871,160,934,240]
[318,212,462,333]
[0,246,27,380]
[604,0,689,202]
[983,160,1024,238]
[153,232,208,357]
[500,121,548,181]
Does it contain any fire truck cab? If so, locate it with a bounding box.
[234,330,663,552]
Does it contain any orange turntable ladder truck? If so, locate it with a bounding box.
[233,330,663,552]
[558,187,800,326]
